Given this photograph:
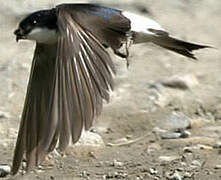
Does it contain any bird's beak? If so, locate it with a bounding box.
[14,28,25,42]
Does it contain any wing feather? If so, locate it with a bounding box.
[11,43,58,174]
[56,8,116,144]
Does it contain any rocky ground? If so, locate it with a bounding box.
[0,0,221,179]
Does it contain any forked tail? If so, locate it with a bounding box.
[152,35,210,59]
[122,11,210,59]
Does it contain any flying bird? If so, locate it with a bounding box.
[12,3,208,175]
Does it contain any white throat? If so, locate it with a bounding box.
[26,27,58,44]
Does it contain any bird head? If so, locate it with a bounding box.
[14,9,57,43]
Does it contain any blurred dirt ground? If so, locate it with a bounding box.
[0,0,221,179]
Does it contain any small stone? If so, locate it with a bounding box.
[166,171,182,180]
[184,172,192,178]
[158,155,180,162]
[160,129,190,139]
[180,162,187,166]
[183,146,195,153]
[0,165,11,177]
[160,132,182,139]
[171,172,182,180]
[88,151,97,159]
[179,130,191,138]
[191,160,201,167]
[80,170,90,178]
[198,144,213,150]
[113,159,124,167]
[214,165,221,169]
[149,168,158,175]
[213,142,221,148]
[176,168,184,172]
[66,131,104,158]
[161,74,199,90]
[75,130,104,147]
[160,112,191,130]
[91,126,110,134]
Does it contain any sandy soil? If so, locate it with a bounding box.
[0,0,221,179]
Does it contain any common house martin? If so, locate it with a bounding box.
[12,3,209,175]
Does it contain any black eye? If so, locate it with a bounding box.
[33,20,37,25]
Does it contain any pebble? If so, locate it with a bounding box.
[179,130,191,138]
[198,144,213,150]
[160,130,190,139]
[213,141,221,148]
[161,74,199,90]
[103,171,128,179]
[154,127,190,140]
[65,131,104,158]
[0,165,10,177]
[160,132,182,139]
[165,172,182,180]
[149,168,158,175]
[80,170,90,178]
[214,165,221,169]
[184,172,192,178]
[158,155,180,162]
[113,159,124,168]
[160,112,191,130]
[191,160,201,167]
[183,146,197,153]
[91,126,110,134]
[171,173,182,180]
[176,167,184,172]
[75,130,104,147]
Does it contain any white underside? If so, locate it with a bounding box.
[26,27,58,44]
[122,11,165,43]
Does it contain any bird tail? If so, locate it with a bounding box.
[151,35,210,59]
[122,11,210,59]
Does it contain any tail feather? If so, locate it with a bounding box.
[152,35,210,59]
[162,46,197,59]
[122,11,210,59]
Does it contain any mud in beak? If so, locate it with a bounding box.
[14,28,26,42]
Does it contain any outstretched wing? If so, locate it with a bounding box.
[12,4,120,174]
[11,43,58,174]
